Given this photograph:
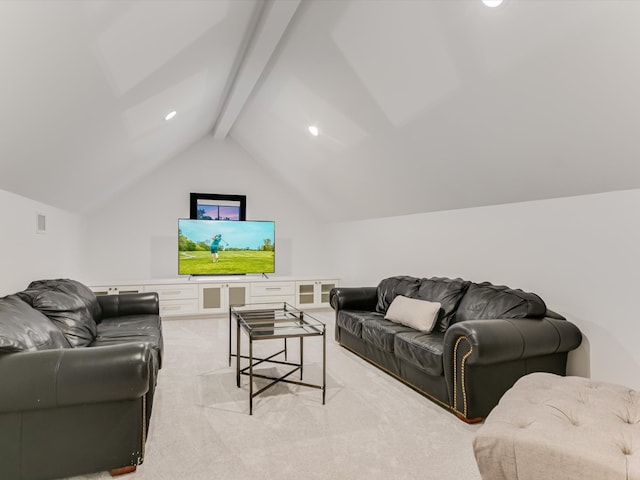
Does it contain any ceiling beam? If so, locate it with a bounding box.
[212,0,301,139]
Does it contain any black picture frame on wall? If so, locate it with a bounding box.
[190,193,246,221]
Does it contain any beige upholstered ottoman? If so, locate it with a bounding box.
[473,372,640,480]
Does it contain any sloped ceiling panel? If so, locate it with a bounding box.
[231,0,640,222]
[0,0,258,213]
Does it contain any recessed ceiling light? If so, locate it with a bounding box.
[165,110,177,121]
[482,0,504,7]
[308,125,319,136]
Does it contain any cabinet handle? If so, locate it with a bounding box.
[266,287,281,291]
[163,290,182,296]
[162,306,181,311]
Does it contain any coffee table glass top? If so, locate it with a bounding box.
[231,302,324,339]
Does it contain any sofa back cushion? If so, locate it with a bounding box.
[19,279,102,323]
[30,290,97,347]
[376,276,471,333]
[453,282,547,324]
[0,294,70,352]
[376,276,421,313]
[415,277,470,332]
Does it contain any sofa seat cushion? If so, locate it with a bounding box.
[394,331,445,376]
[30,290,97,347]
[93,314,162,348]
[337,310,384,338]
[0,294,70,352]
[361,318,414,353]
[454,282,547,324]
[92,314,163,368]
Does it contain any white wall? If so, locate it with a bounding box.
[328,189,640,389]
[81,137,332,282]
[78,135,640,390]
[0,188,83,296]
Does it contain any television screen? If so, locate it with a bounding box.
[178,219,275,275]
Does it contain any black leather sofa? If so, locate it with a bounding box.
[330,276,582,422]
[0,279,163,480]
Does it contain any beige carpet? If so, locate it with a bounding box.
[68,310,481,480]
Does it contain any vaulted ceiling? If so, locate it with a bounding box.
[2,0,639,221]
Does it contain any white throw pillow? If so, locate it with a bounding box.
[384,295,442,333]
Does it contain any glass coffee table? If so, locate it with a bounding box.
[229,303,326,415]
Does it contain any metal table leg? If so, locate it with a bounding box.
[300,336,304,380]
[249,338,254,415]
[236,318,241,388]
[322,327,326,405]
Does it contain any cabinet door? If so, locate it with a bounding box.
[318,280,337,305]
[199,284,225,314]
[199,283,249,314]
[297,282,316,306]
[296,280,338,308]
[228,284,249,308]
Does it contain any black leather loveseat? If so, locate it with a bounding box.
[330,276,582,422]
[0,279,163,480]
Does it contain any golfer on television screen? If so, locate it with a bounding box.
[210,234,222,263]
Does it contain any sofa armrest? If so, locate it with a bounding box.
[329,287,378,312]
[444,317,582,367]
[443,317,582,421]
[0,342,152,414]
[97,292,159,319]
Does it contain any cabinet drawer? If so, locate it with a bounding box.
[251,294,296,305]
[91,285,144,296]
[149,284,198,300]
[251,282,295,297]
[160,299,199,316]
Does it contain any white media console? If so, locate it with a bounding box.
[89,277,339,318]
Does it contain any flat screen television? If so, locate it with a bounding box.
[178,219,275,276]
